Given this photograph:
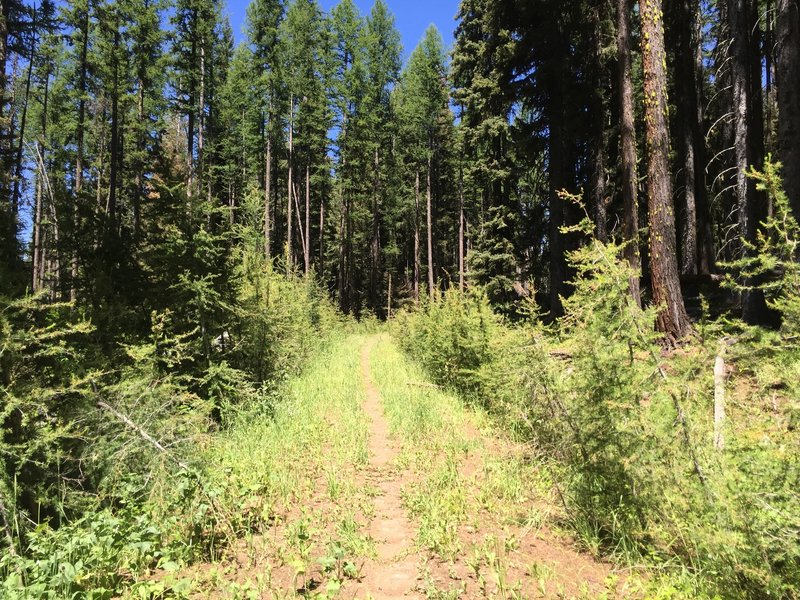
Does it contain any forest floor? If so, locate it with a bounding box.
[142,334,637,599]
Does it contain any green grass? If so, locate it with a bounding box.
[124,334,378,598]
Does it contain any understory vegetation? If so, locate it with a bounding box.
[0,243,345,598]
[393,167,800,598]
[2,0,800,594]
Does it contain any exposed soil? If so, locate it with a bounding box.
[144,336,629,599]
[353,338,424,599]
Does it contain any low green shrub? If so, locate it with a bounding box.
[1,196,345,597]
[394,192,800,597]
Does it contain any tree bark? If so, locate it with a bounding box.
[305,164,311,275]
[414,169,420,303]
[590,8,608,243]
[641,0,692,340]
[264,129,272,259]
[32,73,50,292]
[728,0,769,323]
[287,96,293,270]
[458,158,465,292]
[370,148,380,308]
[0,0,9,208]
[72,3,90,302]
[426,152,435,297]
[12,5,35,220]
[694,3,715,275]
[777,0,800,219]
[673,0,699,276]
[617,0,642,306]
[107,25,121,232]
[548,90,566,317]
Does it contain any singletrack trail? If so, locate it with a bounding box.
[161,334,625,599]
[353,338,423,598]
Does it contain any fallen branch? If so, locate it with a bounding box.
[96,400,189,470]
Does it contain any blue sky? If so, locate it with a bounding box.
[222,0,460,60]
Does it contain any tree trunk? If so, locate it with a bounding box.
[414,170,420,303]
[72,4,90,302]
[426,152,435,297]
[728,0,769,323]
[548,80,567,317]
[590,8,608,243]
[694,3,715,275]
[12,5,35,220]
[197,41,206,204]
[305,164,311,275]
[641,0,692,341]
[618,0,642,306]
[777,0,800,219]
[287,96,293,270]
[134,78,145,239]
[32,65,50,293]
[186,41,196,204]
[458,158,465,292]
[370,148,380,307]
[264,129,272,259]
[319,182,324,270]
[674,0,699,276]
[0,0,8,207]
[108,26,121,232]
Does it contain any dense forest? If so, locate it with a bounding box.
[1,0,800,597]
[1,0,796,326]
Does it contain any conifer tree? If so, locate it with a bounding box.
[279,0,330,275]
[362,0,401,308]
[246,0,284,259]
[328,0,366,313]
[396,26,450,299]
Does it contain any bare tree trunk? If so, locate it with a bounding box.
[618,0,642,306]
[370,148,380,307]
[414,170,420,303]
[641,0,692,341]
[319,187,324,269]
[426,154,435,297]
[729,0,769,323]
[12,5,35,220]
[777,0,800,218]
[108,26,121,232]
[293,183,306,271]
[695,3,715,275]
[387,272,392,319]
[674,0,699,276]
[0,0,9,209]
[338,207,346,311]
[72,5,90,302]
[287,96,293,270]
[458,159,465,292]
[305,164,310,274]
[133,79,145,238]
[264,130,272,259]
[548,63,568,317]
[590,7,608,243]
[32,175,43,291]
[197,41,206,204]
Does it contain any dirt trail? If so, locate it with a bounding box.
[355,338,423,599]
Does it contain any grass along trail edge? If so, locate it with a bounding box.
[131,333,631,599]
[369,334,630,599]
